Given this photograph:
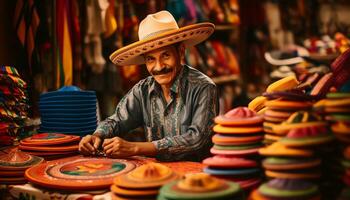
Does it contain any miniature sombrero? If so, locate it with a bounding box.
[264,47,309,66]
[109,10,215,66]
[280,126,334,147]
[214,107,263,126]
[158,173,243,199]
[114,163,179,189]
[259,142,314,157]
[272,111,327,134]
[0,148,43,171]
[257,179,320,200]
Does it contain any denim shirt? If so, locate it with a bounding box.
[96,65,219,161]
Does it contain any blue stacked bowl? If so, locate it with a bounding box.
[39,86,97,136]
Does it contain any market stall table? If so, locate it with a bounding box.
[1,155,205,200]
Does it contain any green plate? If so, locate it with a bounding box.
[213,143,262,150]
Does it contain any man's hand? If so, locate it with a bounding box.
[79,134,102,155]
[102,137,138,158]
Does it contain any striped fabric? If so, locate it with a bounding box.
[13,0,40,68]
[55,0,73,88]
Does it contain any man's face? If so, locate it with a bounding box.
[144,44,184,87]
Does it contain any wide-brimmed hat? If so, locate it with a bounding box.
[110,10,215,66]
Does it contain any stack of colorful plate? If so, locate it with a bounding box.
[0,148,43,184]
[0,66,29,145]
[249,179,320,200]
[158,173,243,200]
[203,107,263,190]
[39,86,97,136]
[18,133,80,159]
[111,163,178,199]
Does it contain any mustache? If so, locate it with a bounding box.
[151,67,173,75]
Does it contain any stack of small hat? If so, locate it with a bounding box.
[111,163,178,199]
[314,92,350,199]
[0,66,29,145]
[0,148,43,184]
[18,133,80,160]
[314,92,350,143]
[259,111,333,180]
[39,86,97,136]
[203,107,263,190]
[158,173,243,200]
[251,76,314,144]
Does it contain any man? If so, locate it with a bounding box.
[79,10,219,161]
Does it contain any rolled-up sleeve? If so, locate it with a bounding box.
[152,83,218,160]
[96,83,143,139]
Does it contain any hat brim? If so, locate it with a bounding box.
[110,23,215,66]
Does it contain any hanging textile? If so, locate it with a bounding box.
[13,0,40,71]
[55,0,73,88]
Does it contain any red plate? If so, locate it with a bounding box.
[25,158,136,190]
[20,133,80,146]
[203,156,257,168]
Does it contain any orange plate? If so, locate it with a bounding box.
[25,158,136,190]
[212,134,263,144]
[213,125,263,134]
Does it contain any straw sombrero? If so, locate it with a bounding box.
[109,10,215,66]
